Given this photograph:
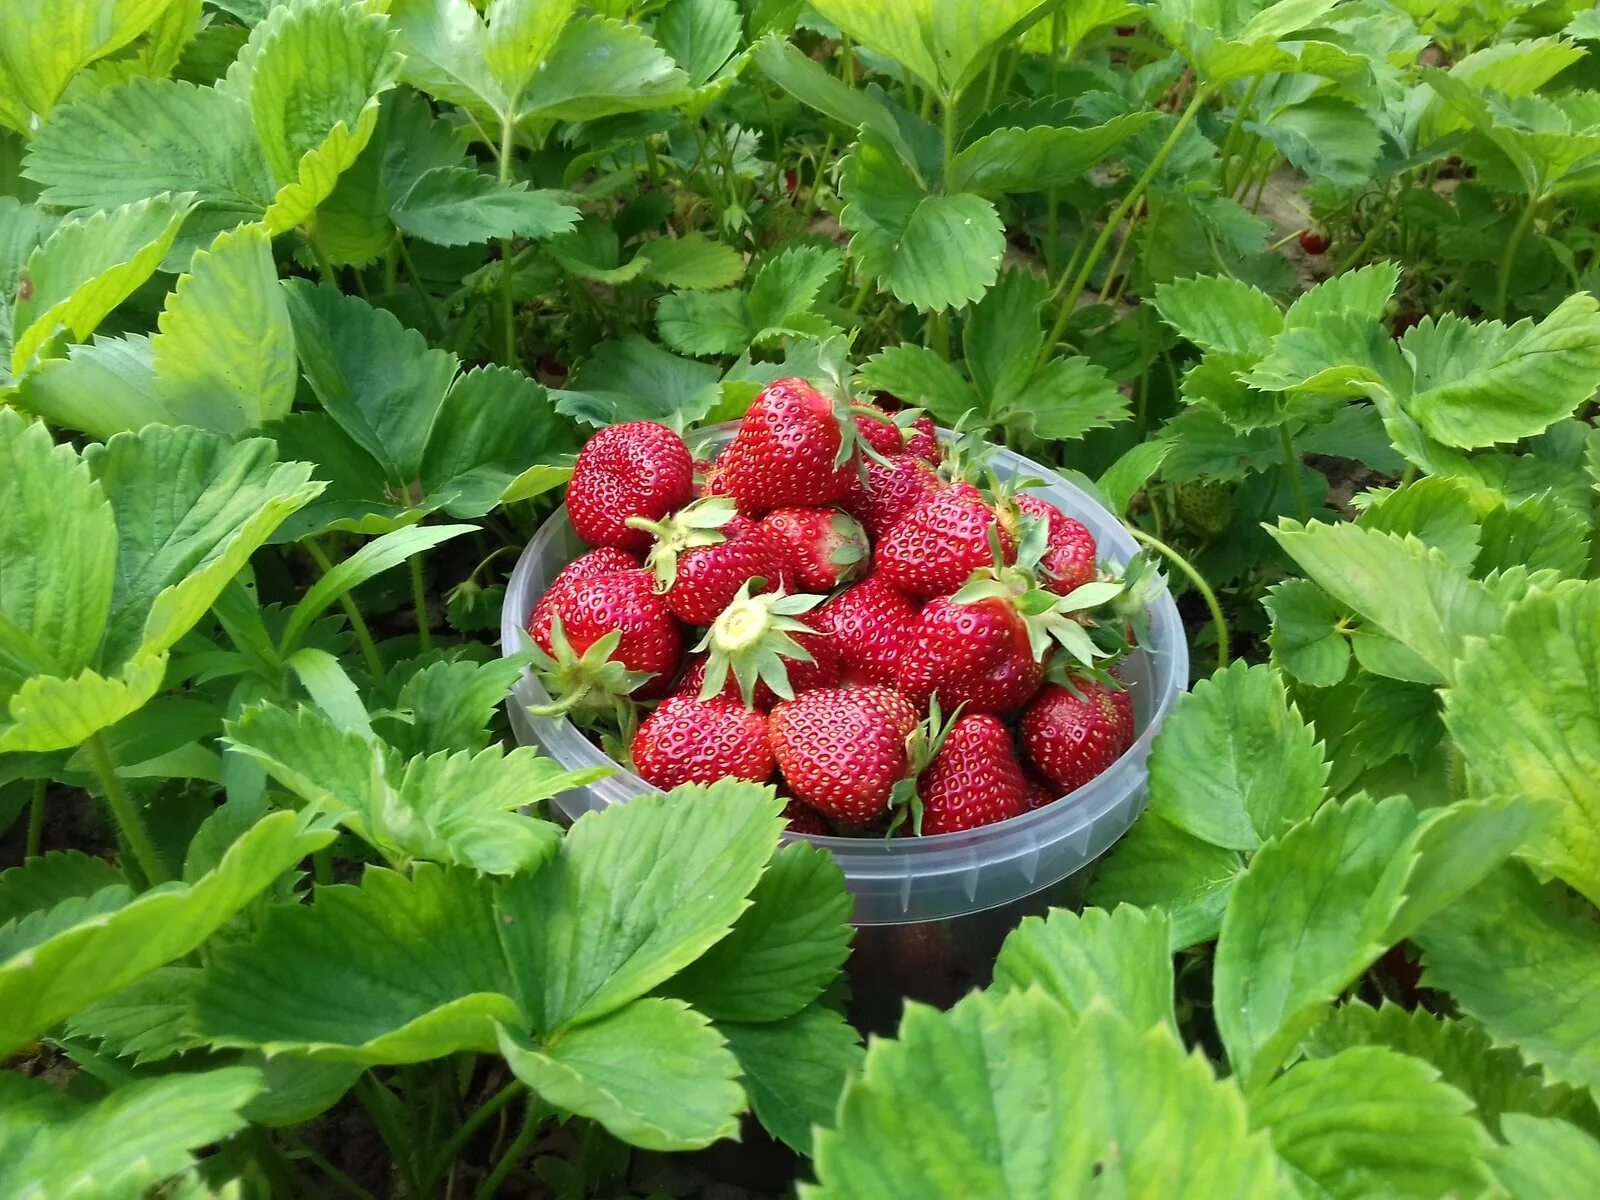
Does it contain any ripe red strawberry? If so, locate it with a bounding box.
[816,576,921,686]
[526,547,641,648]
[896,595,1044,715]
[875,483,1014,599]
[905,413,939,463]
[769,686,919,825]
[839,453,944,540]
[531,568,683,703]
[634,499,792,626]
[1021,768,1057,811]
[568,421,693,553]
[689,584,834,707]
[693,458,732,499]
[853,402,908,456]
[1012,495,1098,595]
[759,507,869,591]
[677,614,839,709]
[782,798,831,835]
[1020,680,1136,793]
[916,713,1027,834]
[719,378,858,514]
[1298,229,1330,255]
[633,695,773,789]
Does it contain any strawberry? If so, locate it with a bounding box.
[719,378,859,514]
[853,402,909,456]
[1019,680,1135,793]
[769,686,920,825]
[1298,228,1330,255]
[1010,495,1097,595]
[633,695,773,789]
[632,498,792,626]
[915,713,1027,834]
[760,507,869,592]
[567,421,694,553]
[839,453,944,540]
[875,483,1014,599]
[527,547,641,649]
[816,576,921,687]
[781,798,831,835]
[905,413,940,463]
[1022,768,1057,811]
[529,568,683,711]
[689,582,834,707]
[896,595,1044,716]
[693,458,732,499]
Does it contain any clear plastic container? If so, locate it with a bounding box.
[501,431,1188,1025]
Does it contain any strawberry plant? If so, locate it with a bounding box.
[3,0,1600,1195]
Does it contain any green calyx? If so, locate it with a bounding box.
[693,580,824,708]
[526,615,653,732]
[630,496,738,593]
[887,696,964,838]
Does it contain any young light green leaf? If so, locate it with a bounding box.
[1086,813,1243,949]
[1148,661,1328,851]
[501,782,785,1031]
[483,0,578,107]
[0,408,116,691]
[720,1004,863,1156]
[1402,295,1600,449]
[807,992,1280,1200]
[496,998,743,1151]
[194,862,521,1062]
[1251,1046,1493,1200]
[288,647,372,735]
[1263,579,1350,687]
[11,334,172,440]
[640,232,745,291]
[0,1068,262,1200]
[151,223,297,434]
[515,16,690,123]
[0,810,331,1058]
[1489,1115,1600,1200]
[1153,274,1283,357]
[1214,794,1417,1089]
[1417,864,1600,1096]
[669,841,853,1024]
[280,524,475,654]
[0,0,181,129]
[87,425,321,666]
[1303,1002,1583,1134]
[1097,440,1173,516]
[0,654,168,754]
[391,167,579,246]
[946,113,1161,193]
[1445,579,1600,905]
[1284,261,1401,330]
[992,906,1175,1033]
[1269,519,1501,685]
[856,345,979,426]
[654,0,741,87]
[10,194,191,374]
[1354,476,1481,572]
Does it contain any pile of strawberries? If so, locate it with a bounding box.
[526,376,1147,837]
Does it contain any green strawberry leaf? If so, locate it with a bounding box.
[0,655,169,755]
[1245,96,1381,189]
[390,166,579,247]
[1353,477,1481,573]
[750,34,913,163]
[0,1068,262,1199]
[945,113,1161,193]
[515,16,690,123]
[1085,814,1243,950]
[640,232,745,291]
[962,267,1047,411]
[374,652,531,757]
[807,992,1280,1199]
[1489,1115,1600,1200]
[856,344,979,426]
[551,334,722,430]
[66,965,205,1065]
[1444,578,1600,905]
[1417,864,1600,1097]
[1263,579,1350,687]
[0,849,122,925]
[719,1004,863,1157]
[0,810,331,1058]
[991,906,1176,1033]
[1153,274,1283,357]
[1251,1046,1493,1200]
[496,998,742,1151]
[1020,355,1130,441]
[11,334,172,440]
[1302,1002,1585,1134]
[747,245,843,339]
[669,841,853,1024]
[1148,661,1329,851]
[654,0,742,88]
[1284,262,1401,329]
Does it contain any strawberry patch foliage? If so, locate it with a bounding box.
[2,0,1600,1196]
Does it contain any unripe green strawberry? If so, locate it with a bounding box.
[1173,481,1233,539]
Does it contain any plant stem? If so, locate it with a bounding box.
[280,1130,378,1200]
[307,233,338,286]
[1037,86,1210,373]
[498,115,520,370]
[926,309,949,359]
[1096,198,1143,303]
[409,553,432,653]
[476,1099,542,1200]
[799,132,835,227]
[396,237,445,338]
[1218,74,1264,193]
[86,733,168,886]
[941,93,957,183]
[1127,527,1229,672]
[1495,191,1541,319]
[25,778,45,858]
[1278,425,1309,522]
[305,538,385,680]
[839,34,853,84]
[383,240,399,304]
[357,1075,427,1200]
[425,1081,528,1192]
